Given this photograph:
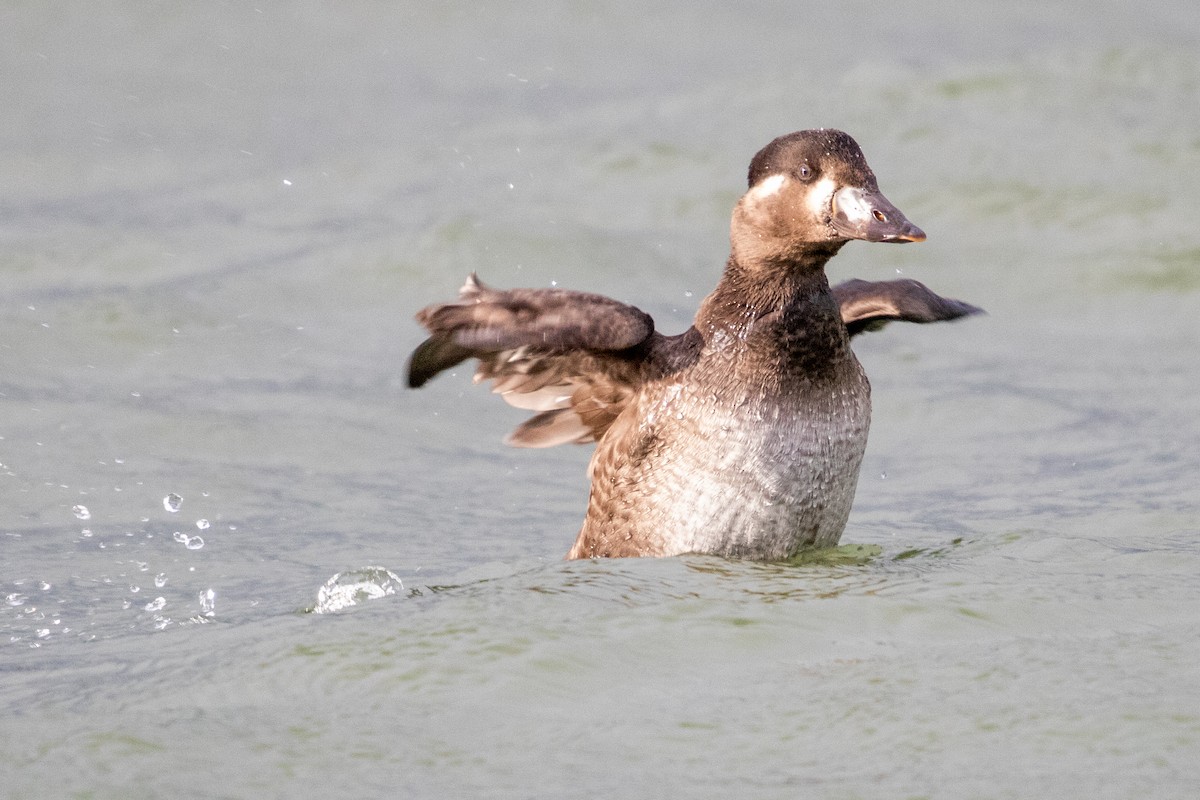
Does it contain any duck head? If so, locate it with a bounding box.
[731,129,925,266]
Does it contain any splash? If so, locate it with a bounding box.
[311,567,404,614]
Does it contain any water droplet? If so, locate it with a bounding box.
[81,529,93,537]
[129,585,140,594]
[39,582,51,591]
[195,519,210,530]
[312,567,404,614]
[36,629,50,639]
[185,536,204,550]
[6,594,27,607]
[72,505,91,521]
[173,531,188,544]
[198,589,216,617]
[144,597,166,612]
[154,573,167,588]
[163,493,182,513]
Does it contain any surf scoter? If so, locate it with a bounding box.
[408,129,981,560]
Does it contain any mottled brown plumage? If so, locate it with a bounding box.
[408,129,982,559]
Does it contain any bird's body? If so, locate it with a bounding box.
[409,129,981,560]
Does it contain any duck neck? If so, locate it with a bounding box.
[697,244,844,335]
[695,246,854,382]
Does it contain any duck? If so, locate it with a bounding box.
[408,129,981,560]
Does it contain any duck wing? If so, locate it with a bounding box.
[409,275,981,448]
[408,274,664,448]
[832,278,984,337]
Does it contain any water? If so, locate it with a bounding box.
[3,1,1200,797]
[311,566,404,614]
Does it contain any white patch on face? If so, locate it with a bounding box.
[805,176,837,218]
[831,186,871,225]
[751,173,788,199]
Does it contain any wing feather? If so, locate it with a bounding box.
[408,274,661,446]
[833,278,984,337]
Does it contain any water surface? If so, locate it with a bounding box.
[3,2,1200,797]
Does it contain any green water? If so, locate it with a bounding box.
[3,2,1199,798]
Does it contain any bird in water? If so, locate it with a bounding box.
[408,129,981,560]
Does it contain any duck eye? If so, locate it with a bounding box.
[797,164,813,181]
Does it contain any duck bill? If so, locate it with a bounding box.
[831,186,926,243]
